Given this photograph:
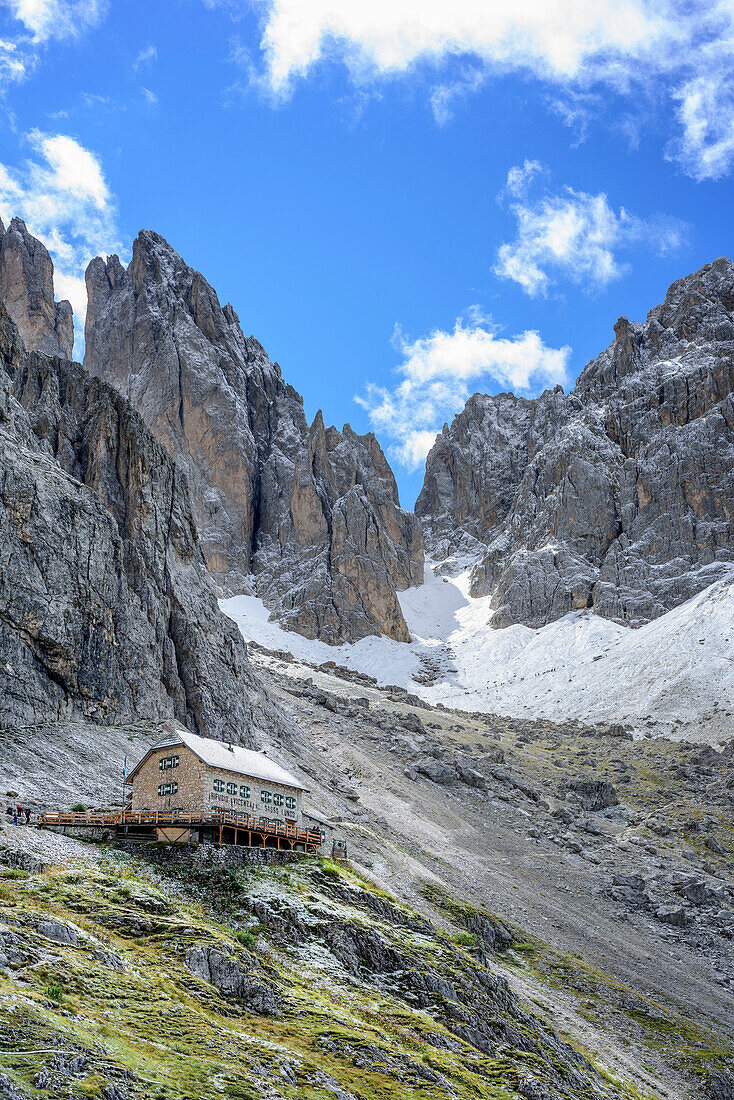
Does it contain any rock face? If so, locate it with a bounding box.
[0,217,73,359]
[417,258,734,628]
[184,945,282,1016]
[83,231,423,644]
[0,297,289,743]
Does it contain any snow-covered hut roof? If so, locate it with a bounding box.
[127,727,308,791]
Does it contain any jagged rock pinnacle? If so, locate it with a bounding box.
[0,217,73,359]
[84,229,423,645]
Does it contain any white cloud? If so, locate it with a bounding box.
[495,167,686,296]
[0,1,107,103]
[0,35,28,82]
[673,65,734,181]
[250,0,668,98]
[210,0,734,181]
[0,130,121,347]
[503,158,542,198]
[30,131,109,207]
[430,67,485,125]
[3,0,107,43]
[356,311,570,469]
[133,44,157,70]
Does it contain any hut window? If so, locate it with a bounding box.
[260,790,272,804]
[273,793,284,806]
[227,782,237,795]
[285,796,296,810]
[157,782,178,797]
[159,755,180,771]
[213,780,225,793]
[240,784,250,798]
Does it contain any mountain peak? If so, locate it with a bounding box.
[0,217,73,360]
[83,228,423,645]
[418,256,734,630]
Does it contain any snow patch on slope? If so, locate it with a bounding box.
[221,568,734,744]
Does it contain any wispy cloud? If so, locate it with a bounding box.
[0,35,29,83]
[502,158,543,199]
[494,163,686,297]
[672,64,734,182]
[356,310,570,469]
[0,0,108,105]
[430,67,486,126]
[133,43,157,71]
[0,129,121,345]
[209,0,734,181]
[4,0,108,43]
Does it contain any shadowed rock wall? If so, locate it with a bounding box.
[0,301,292,743]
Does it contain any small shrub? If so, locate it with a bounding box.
[452,931,478,948]
[235,929,257,949]
[44,983,65,1003]
[70,803,87,813]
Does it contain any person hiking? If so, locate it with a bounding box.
[24,807,31,824]
[12,811,17,826]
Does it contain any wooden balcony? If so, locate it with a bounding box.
[37,807,324,852]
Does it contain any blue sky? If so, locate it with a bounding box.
[1,0,733,506]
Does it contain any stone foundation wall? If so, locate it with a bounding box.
[122,841,307,869]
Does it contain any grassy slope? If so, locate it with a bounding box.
[0,846,638,1100]
[423,885,734,1100]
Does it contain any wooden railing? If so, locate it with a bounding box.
[37,807,323,846]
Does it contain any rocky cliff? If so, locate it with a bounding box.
[83,230,423,645]
[0,217,73,359]
[0,298,289,743]
[417,258,734,628]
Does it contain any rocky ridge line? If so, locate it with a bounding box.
[417,257,734,628]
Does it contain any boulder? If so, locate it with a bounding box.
[707,1072,734,1100]
[674,879,716,906]
[416,758,458,786]
[612,873,646,891]
[37,919,80,946]
[563,779,619,811]
[655,906,694,927]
